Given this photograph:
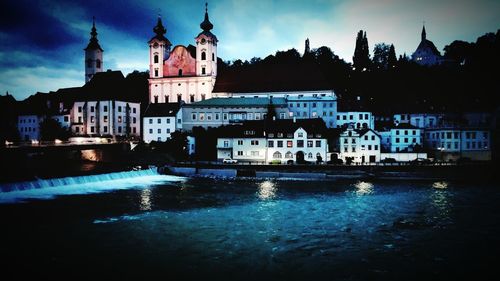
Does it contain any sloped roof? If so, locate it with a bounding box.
[415,39,441,56]
[264,118,328,136]
[143,103,180,117]
[185,97,287,107]
[213,63,333,93]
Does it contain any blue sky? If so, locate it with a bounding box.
[1,0,499,100]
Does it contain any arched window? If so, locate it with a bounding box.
[190,95,195,103]
[96,59,101,68]
[201,51,206,60]
[178,69,183,76]
[316,153,321,158]
[273,151,282,159]
[308,152,313,159]
[165,95,169,102]
[86,59,92,68]
[356,123,361,129]
[154,96,158,103]
[362,123,368,129]
[177,94,182,103]
[154,54,159,64]
[285,151,293,159]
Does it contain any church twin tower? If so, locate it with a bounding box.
[84,4,218,104]
[148,3,218,104]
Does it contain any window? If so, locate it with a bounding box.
[167,129,170,133]
[192,113,197,121]
[199,113,205,121]
[202,67,206,75]
[177,94,182,103]
[307,140,313,147]
[277,141,283,148]
[308,152,313,159]
[312,103,316,108]
[103,126,107,133]
[316,140,321,147]
[157,129,161,134]
[154,54,159,64]
[364,135,368,140]
[273,151,282,159]
[154,69,159,77]
[64,116,69,122]
[371,135,375,141]
[359,113,363,119]
[368,145,372,150]
[251,140,259,145]
[178,69,183,76]
[149,129,153,134]
[352,147,356,152]
[404,130,408,135]
[212,53,215,61]
[118,116,122,123]
[78,116,82,123]
[286,141,293,148]
[190,95,195,103]
[396,138,400,143]
[201,94,206,101]
[86,59,92,67]
[207,113,212,121]
[237,151,243,156]
[285,151,293,158]
[103,116,108,122]
[374,145,378,150]
[298,132,303,138]
[344,147,348,152]
[90,116,95,123]
[223,113,228,120]
[215,113,220,120]
[90,126,94,133]
[404,138,408,143]
[118,106,122,112]
[201,52,206,60]
[224,141,229,148]
[297,140,304,147]
[157,118,161,124]
[268,140,274,147]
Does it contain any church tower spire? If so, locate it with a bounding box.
[421,23,427,41]
[195,2,218,77]
[84,17,103,83]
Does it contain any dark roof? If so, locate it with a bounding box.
[264,118,328,136]
[185,97,287,107]
[213,63,333,93]
[341,128,380,138]
[391,123,420,129]
[143,103,180,117]
[415,39,441,56]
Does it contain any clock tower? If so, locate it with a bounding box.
[195,3,218,77]
[148,15,172,79]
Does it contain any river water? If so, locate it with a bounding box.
[1,170,499,280]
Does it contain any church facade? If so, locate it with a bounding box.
[148,4,218,104]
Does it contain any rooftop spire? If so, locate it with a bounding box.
[153,13,166,36]
[200,2,213,32]
[421,22,427,41]
[85,16,103,51]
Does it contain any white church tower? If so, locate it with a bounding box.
[148,15,172,79]
[195,3,218,77]
[84,17,103,83]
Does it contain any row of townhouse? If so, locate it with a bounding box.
[216,119,329,164]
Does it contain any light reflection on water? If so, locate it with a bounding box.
[257,180,277,200]
[354,181,374,195]
[433,181,449,189]
[140,189,152,211]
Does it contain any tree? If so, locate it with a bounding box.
[388,44,397,69]
[164,131,189,161]
[39,118,70,141]
[372,43,391,69]
[353,30,370,71]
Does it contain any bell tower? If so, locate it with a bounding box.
[195,3,218,77]
[149,14,172,79]
[84,17,103,83]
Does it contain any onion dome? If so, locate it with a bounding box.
[85,17,103,51]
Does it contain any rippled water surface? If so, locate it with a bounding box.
[1,176,499,280]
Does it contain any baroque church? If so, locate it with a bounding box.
[411,24,443,66]
[148,4,218,104]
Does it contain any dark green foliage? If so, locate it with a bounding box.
[39,118,71,141]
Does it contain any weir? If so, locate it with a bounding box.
[0,168,186,203]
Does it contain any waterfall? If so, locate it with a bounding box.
[0,167,185,203]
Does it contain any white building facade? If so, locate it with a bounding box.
[18,115,43,142]
[389,125,423,152]
[339,128,381,163]
[71,100,140,137]
[337,111,375,129]
[142,103,182,143]
[286,93,337,128]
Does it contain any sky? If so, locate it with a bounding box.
[1,0,499,100]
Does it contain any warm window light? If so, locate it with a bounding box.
[54,139,63,144]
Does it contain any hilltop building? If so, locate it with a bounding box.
[411,24,443,66]
[84,18,104,83]
[148,4,217,104]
